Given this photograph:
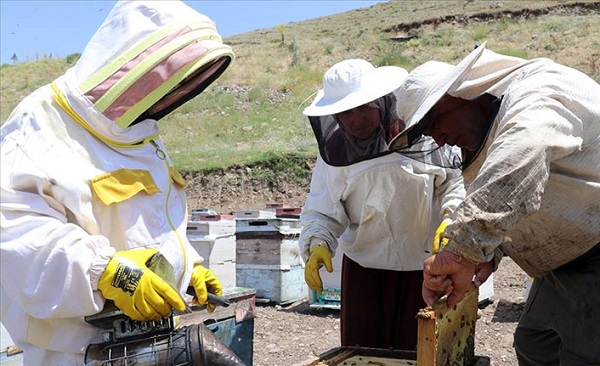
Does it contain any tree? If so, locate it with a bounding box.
[277,24,285,46]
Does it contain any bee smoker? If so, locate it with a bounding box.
[84,253,245,365]
[84,317,245,366]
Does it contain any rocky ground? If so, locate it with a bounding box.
[185,170,530,366]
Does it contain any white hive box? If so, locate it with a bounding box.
[236,217,307,304]
[235,210,276,219]
[189,208,218,221]
[1,322,22,364]
[235,217,303,266]
[187,216,236,288]
[264,202,291,213]
[478,273,494,304]
[236,264,306,305]
[1,322,13,351]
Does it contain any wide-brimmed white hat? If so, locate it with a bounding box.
[388,44,487,150]
[303,59,408,116]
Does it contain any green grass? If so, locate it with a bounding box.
[2,0,599,175]
[1,58,69,121]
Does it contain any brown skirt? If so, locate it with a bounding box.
[340,254,425,351]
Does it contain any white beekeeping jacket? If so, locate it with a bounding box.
[443,49,600,277]
[300,152,465,271]
[0,1,233,364]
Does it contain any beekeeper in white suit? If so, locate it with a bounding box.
[390,44,600,365]
[299,59,466,350]
[0,1,234,364]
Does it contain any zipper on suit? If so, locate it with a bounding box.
[150,139,188,289]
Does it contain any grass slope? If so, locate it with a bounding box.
[1,0,598,176]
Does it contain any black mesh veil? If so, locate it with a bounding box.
[308,92,463,169]
[390,94,503,170]
[393,136,464,170]
[308,114,397,166]
[308,93,401,167]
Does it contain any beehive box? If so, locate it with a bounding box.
[478,273,494,304]
[235,210,276,219]
[310,287,341,310]
[235,217,307,304]
[188,216,237,236]
[264,202,291,212]
[275,207,303,218]
[306,347,418,365]
[236,264,307,304]
[305,346,490,365]
[189,208,218,221]
[187,218,237,287]
[235,217,303,266]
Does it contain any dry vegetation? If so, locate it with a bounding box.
[223,0,600,85]
[2,1,598,171]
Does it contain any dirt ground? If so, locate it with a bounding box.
[184,171,529,366]
[251,258,527,366]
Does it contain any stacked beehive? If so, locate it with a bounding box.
[235,205,307,304]
[186,213,237,288]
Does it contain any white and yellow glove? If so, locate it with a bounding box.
[189,264,223,313]
[304,242,333,292]
[98,248,186,321]
[432,218,453,254]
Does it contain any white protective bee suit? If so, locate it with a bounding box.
[0,1,234,365]
[300,151,465,270]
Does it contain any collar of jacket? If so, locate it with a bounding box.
[51,80,159,148]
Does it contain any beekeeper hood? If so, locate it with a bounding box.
[57,0,234,130]
[302,59,408,166]
[389,43,534,153]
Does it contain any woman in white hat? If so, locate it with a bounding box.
[390,44,600,365]
[299,59,466,350]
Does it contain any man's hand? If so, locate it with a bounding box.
[98,248,186,321]
[304,245,333,291]
[190,265,223,313]
[422,250,476,308]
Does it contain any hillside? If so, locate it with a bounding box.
[1,0,599,212]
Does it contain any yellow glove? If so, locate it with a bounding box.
[98,248,186,321]
[304,244,333,292]
[433,218,452,254]
[190,265,223,313]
